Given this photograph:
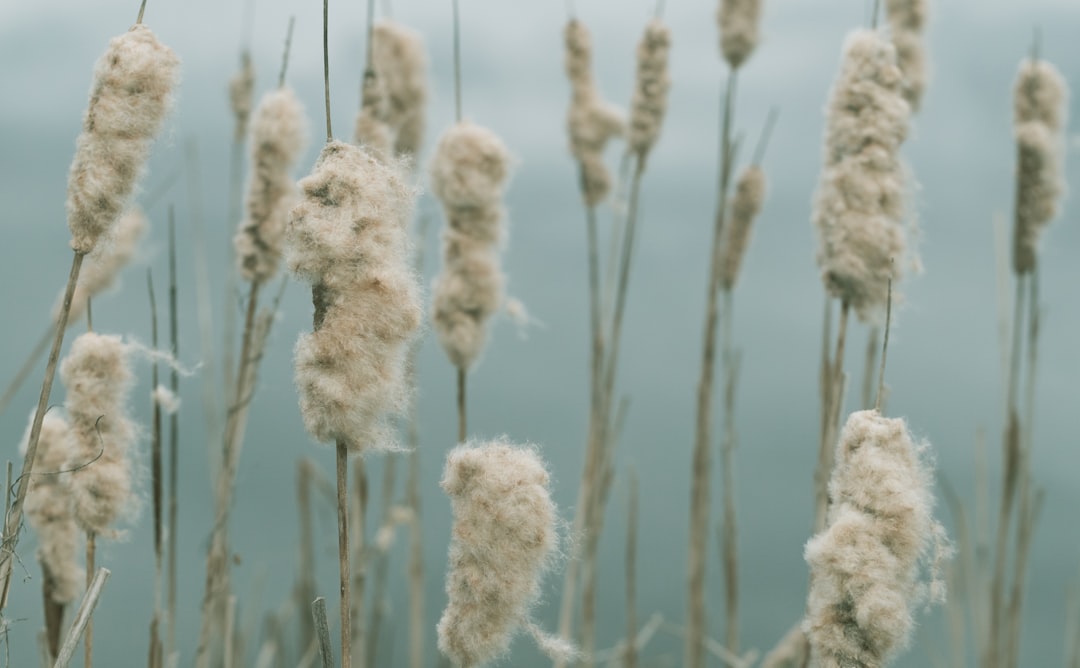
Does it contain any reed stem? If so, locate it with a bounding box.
[336,441,353,668]
[312,596,334,668]
[85,532,96,668]
[0,326,53,417]
[53,568,111,668]
[624,470,639,668]
[456,368,467,443]
[166,207,179,655]
[148,269,164,668]
[0,250,85,610]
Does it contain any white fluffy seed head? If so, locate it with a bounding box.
[373,21,429,157]
[66,24,180,254]
[627,19,672,158]
[235,87,309,283]
[60,207,147,325]
[885,0,929,110]
[430,122,512,210]
[21,411,82,604]
[804,410,950,668]
[229,51,256,141]
[437,439,559,667]
[430,122,512,371]
[565,20,626,206]
[355,70,394,160]
[60,332,138,535]
[813,30,911,323]
[720,165,766,291]
[718,0,762,69]
[287,141,422,453]
[1013,121,1064,274]
[1014,59,1068,131]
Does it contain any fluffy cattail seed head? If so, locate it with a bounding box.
[59,207,147,325]
[885,0,929,110]
[1014,59,1068,131]
[287,141,422,453]
[628,20,672,158]
[813,30,911,323]
[372,21,429,157]
[229,51,256,141]
[804,410,949,667]
[1013,121,1064,274]
[718,0,763,69]
[22,412,82,604]
[437,440,559,667]
[430,122,512,371]
[234,87,309,283]
[60,332,138,535]
[720,165,766,291]
[565,20,626,206]
[66,24,180,254]
[355,70,394,160]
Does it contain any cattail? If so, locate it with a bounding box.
[717,0,762,70]
[1011,59,1068,275]
[59,207,147,325]
[430,122,511,371]
[812,30,910,322]
[437,439,565,666]
[66,24,180,254]
[719,165,766,291]
[627,19,672,159]
[229,51,256,141]
[564,19,625,206]
[804,410,949,667]
[372,21,429,157]
[234,87,309,283]
[61,332,138,536]
[286,141,422,452]
[885,0,929,110]
[355,71,394,159]
[22,411,82,605]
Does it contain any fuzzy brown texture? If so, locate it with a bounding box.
[234,87,308,283]
[286,141,422,453]
[355,71,394,160]
[60,332,138,536]
[885,0,929,110]
[804,410,949,668]
[22,412,82,604]
[627,20,672,158]
[565,20,625,206]
[437,440,559,667]
[229,52,255,142]
[1013,122,1064,274]
[66,24,180,254]
[719,165,766,291]
[1014,59,1068,131]
[373,21,429,157]
[1011,59,1068,275]
[430,122,512,371]
[59,207,147,324]
[813,30,911,323]
[718,0,762,69]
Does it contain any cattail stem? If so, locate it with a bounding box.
[350,459,369,666]
[148,269,164,668]
[407,445,424,668]
[166,207,179,656]
[813,300,849,531]
[750,107,778,167]
[279,17,296,88]
[451,0,462,122]
[0,326,53,417]
[223,595,236,668]
[312,597,335,668]
[85,531,96,668]
[366,456,397,668]
[456,368,467,443]
[875,281,892,412]
[687,68,739,668]
[53,568,111,668]
[624,470,639,668]
[992,276,1027,657]
[0,250,85,610]
[297,460,317,653]
[323,0,332,142]
[336,441,352,668]
[137,0,148,24]
[860,328,880,410]
[719,289,740,653]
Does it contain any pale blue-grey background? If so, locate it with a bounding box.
[1,0,1079,665]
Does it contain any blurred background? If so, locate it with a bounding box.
[1,0,1079,665]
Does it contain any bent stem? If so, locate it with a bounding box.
[0,250,85,609]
